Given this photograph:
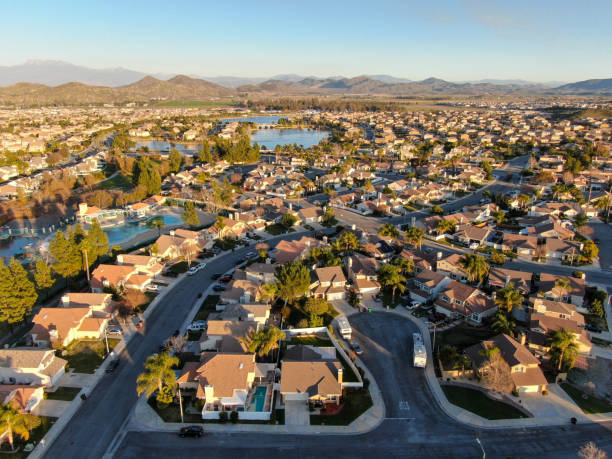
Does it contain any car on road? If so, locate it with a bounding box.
[179,425,204,438]
[213,285,227,292]
[350,341,363,355]
[585,324,603,333]
[107,327,122,335]
[187,266,199,276]
[105,358,120,373]
[211,273,222,280]
[406,301,421,310]
[188,321,206,331]
[593,238,600,244]
[219,275,232,283]
[245,251,257,259]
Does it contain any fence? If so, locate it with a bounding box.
[0,217,77,239]
[201,410,271,421]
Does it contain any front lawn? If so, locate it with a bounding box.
[310,388,373,425]
[62,339,121,373]
[560,383,612,414]
[193,295,220,321]
[584,314,609,332]
[214,238,239,251]
[97,173,133,191]
[0,416,57,458]
[265,223,289,235]
[435,324,497,352]
[169,261,199,274]
[45,386,81,401]
[288,335,332,347]
[442,385,527,420]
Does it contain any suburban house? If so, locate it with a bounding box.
[487,267,532,295]
[451,224,492,247]
[310,266,347,300]
[280,359,343,405]
[60,292,112,315]
[464,333,548,394]
[244,263,278,284]
[501,233,539,256]
[219,279,262,305]
[90,264,152,292]
[346,254,381,297]
[0,385,44,413]
[407,269,451,304]
[116,254,164,277]
[297,207,324,224]
[177,353,256,413]
[29,307,108,348]
[0,349,67,387]
[272,237,324,264]
[434,281,497,323]
[209,304,271,327]
[538,274,585,306]
[436,253,468,282]
[199,320,258,352]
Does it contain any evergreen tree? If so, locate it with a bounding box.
[33,258,54,300]
[169,149,182,173]
[132,157,161,195]
[198,140,212,163]
[8,258,37,321]
[49,230,81,283]
[86,219,109,261]
[275,261,311,306]
[181,201,200,227]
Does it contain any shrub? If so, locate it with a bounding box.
[512,388,519,397]
[230,410,239,423]
[542,389,549,396]
[297,318,309,328]
[194,398,205,411]
[219,411,228,423]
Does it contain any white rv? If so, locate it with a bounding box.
[337,317,352,340]
[413,332,426,368]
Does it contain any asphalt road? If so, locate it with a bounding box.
[42,231,322,459]
[115,313,612,459]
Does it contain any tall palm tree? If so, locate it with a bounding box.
[404,226,424,249]
[595,195,611,221]
[240,326,286,358]
[491,311,516,336]
[436,219,456,234]
[136,352,179,398]
[259,283,278,304]
[150,218,164,236]
[377,265,406,299]
[459,254,490,285]
[495,283,523,313]
[548,328,579,373]
[0,405,41,451]
[391,257,415,277]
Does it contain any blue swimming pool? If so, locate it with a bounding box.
[248,386,268,412]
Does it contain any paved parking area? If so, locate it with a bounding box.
[58,371,96,388]
[33,399,72,417]
[284,400,310,426]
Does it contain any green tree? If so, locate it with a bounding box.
[304,297,329,317]
[33,258,54,300]
[495,283,523,313]
[259,283,278,304]
[132,157,161,195]
[181,201,200,227]
[49,231,82,283]
[136,352,179,398]
[430,205,444,215]
[490,251,506,265]
[459,254,490,284]
[305,247,341,267]
[169,149,182,173]
[0,405,41,451]
[86,219,109,262]
[198,140,212,163]
[573,213,589,228]
[8,258,37,321]
[321,207,337,227]
[391,257,414,276]
[548,328,579,373]
[493,210,507,225]
[150,218,164,236]
[377,264,406,299]
[404,226,425,249]
[280,213,297,228]
[595,195,611,221]
[379,223,400,238]
[491,311,516,336]
[581,240,599,262]
[333,231,360,255]
[275,261,311,306]
[240,326,286,358]
[436,219,456,234]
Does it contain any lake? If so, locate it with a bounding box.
[131,141,198,155]
[251,129,329,149]
[221,116,282,124]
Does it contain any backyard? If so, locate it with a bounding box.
[0,416,57,458]
[62,339,121,373]
[442,385,527,420]
[310,388,373,425]
[434,324,497,352]
[265,223,294,236]
[560,383,612,414]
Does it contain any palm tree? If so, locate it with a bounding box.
[436,219,456,234]
[595,195,611,221]
[333,231,359,255]
[495,283,523,313]
[517,194,531,209]
[240,326,286,358]
[459,254,490,285]
[391,257,414,277]
[404,226,425,249]
[493,210,507,225]
[379,223,400,239]
[491,311,516,336]
[548,328,579,373]
[0,405,41,451]
[136,352,179,398]
[377,265,406,299]
[259,283,278,304]
[150,218,164,236]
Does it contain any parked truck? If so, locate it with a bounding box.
[337,317,352,340]
[413,332,426,368]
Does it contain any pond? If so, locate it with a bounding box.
[221,116,282,124]
[131,141,198,155]
[251,129,329,149]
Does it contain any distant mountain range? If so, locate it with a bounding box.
[0,61,610,105]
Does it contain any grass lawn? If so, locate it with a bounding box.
[169,261,199,274]
[435,324,497,352]
[584,314,609,332]
[97,173,133,191]
[265,223,289,235]
[214,238,239,251]
[136,292,158,313]
[288,335,332,347]
[0,416,57,458]
[310,388,373,425]
[147,397,203,423]
[62,339,121,374]
[45,386,81,401]
[337,352,359,383]
[442,385,527,420]
[560,383,612,414]
[193,295,220,321]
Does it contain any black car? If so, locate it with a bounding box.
[179,425,204,438]
[211,273,222,280]
[585,324,603,333]
[172,329,180,337]
[213,285,227,292]
[105,358,120,373]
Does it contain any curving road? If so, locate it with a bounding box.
[114,313,612,458]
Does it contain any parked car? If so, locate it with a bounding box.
[245,251,257,259]
[105,358,120,373]
[219,275,232,283]
[145,284,162,292]
[350,341,363,355]
[188,321,206,332]
[211,273,222,280]
[187,267,199,276]
[406,301,421,310]
[593,238,600,244]
[213,285,227,292]
[107,327,122,335]
[179,425,204,438]
[585,324,603,333]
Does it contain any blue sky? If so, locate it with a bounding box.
[1,0,611,82]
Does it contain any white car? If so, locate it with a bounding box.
[188,321,206,331]
[187,267,199,276]
[145,284,162,292]
[406,301,421,310]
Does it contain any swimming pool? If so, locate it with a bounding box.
[248,386,268,412]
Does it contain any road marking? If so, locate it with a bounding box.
[399,400,410,410]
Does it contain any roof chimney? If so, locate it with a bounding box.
[519,332,526,346]
[505,274,511,286]
[337,368,343,385]
[352,224,356,231]
[492,291,496,300]
[437,251,442,260]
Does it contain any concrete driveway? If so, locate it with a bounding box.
[33,400,71,417]
[58,371,96,388]
[285,400,310,426]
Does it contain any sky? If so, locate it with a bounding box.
[1,0,611,82]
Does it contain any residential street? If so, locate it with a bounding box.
[114,313,612,459]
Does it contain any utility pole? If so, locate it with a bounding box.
[178,388,184,423]
[104,328,109,355]
[83,248,91,291]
